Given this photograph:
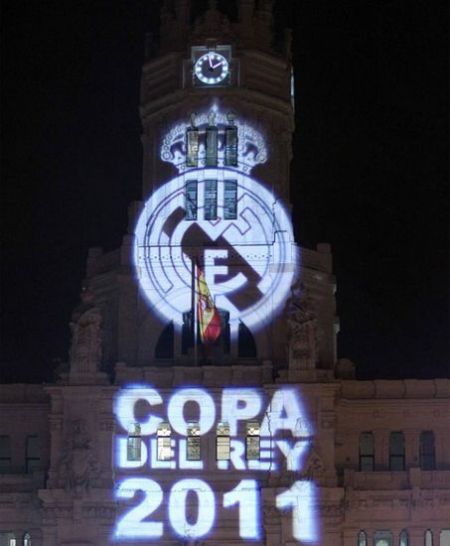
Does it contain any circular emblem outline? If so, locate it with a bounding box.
[134,169,297,332]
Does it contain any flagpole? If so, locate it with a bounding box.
[193,258,198,367]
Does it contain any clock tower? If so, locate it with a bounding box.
[80,0,339,376]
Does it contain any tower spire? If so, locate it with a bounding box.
[175,0,190,27]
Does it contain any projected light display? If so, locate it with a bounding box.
[113,385,319,543]
[133,109,298,335]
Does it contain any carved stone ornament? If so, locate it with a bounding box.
[299,445,325,482]
[69,287,102,374]
[193,0,233,40]
[58,419,100,495]
[286,281,318,370]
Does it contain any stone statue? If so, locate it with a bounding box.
[286,282,318,370]
[58,419,99,495]
[69,286,102,374]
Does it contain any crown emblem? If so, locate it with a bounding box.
[160,108,267,174]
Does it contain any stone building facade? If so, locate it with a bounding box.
[1,2,449,545]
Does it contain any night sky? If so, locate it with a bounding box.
[1,1,448,382]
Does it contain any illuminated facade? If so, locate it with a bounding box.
[1,2,449,545]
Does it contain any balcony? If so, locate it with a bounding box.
[344,468,450,490]
[0,471,46,493]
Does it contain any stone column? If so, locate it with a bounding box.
[47,414,63,486]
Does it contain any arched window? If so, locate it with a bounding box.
[156,422,172,461]
[223,179,237,217]
[389,431,405,470]
[245,421,260,460]
[425,529,433,546]
[374,530,393,546]
[155,322,174,359]
[359,432,374,471]
[419,430,436,470]
[181,309,230,356]
[23,533,31,546]
[126,423,142,462]
[357,530,367,546]
[400,529,409,546]
[186,422,201,461]
[238,321,257,358]
[216,422,230,461]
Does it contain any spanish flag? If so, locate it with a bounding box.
[196,264,222,345]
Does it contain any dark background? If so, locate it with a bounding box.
[1,0,448,382]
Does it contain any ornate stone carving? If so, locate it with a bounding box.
[69,287,102,375]
[193,1,233,41]
[58,419,99,495]
[299,445,325,482]
[286,282,318,370]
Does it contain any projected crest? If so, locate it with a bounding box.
[134,110,298,332]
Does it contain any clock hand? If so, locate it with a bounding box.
[211,60,223,69]
[208,54,214,68]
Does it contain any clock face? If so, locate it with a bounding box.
[194,52,229,85]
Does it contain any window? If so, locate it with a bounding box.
[216,422,230,460]
[224,179,237,220]
[224,123,238,166]
[181,309,230,355]
[217,309,230,355]
[238,321,257,358]
[205,125,218,166]
[127,423,142,462]
[25,435,40,473]
[157,422,172,461]
[182,310,195,354]
[400,530,409,546]
[204,179,218,220]
[246,421,260,460]
[425,530,433,546]
[357,531,367,546]
[186,126,199,167]
[440,530,450,546]
[374,530,393,546]
[0,435,11,473]
[0,533,16,546]
[389,431,405,470]
[185,180,198,220]
[359,432,374,471]
[23,533,31,546]
[155,322,174,359]
[420,430,436,470]
[187,423,201,461]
